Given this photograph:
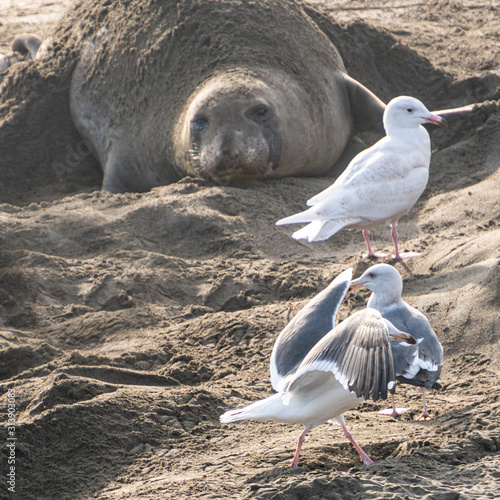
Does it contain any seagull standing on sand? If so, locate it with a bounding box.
[276,96,447,259]
[350,264,444,420]
[220,270,416,467]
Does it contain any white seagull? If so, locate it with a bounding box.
[276,96,447,259]
[220,270,416,468]
[350,264,444,420]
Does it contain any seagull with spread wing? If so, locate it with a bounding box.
[220,269,415,467]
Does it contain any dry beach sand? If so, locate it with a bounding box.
[0,0,499,498]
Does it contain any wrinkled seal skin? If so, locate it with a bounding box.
[69,0,385,193]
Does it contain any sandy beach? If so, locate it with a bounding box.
[0,1,499,498]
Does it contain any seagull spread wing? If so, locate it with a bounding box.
[270,269,352,392]
[284,309,397,403]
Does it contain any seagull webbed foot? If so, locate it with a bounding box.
[392,251,421,260]
[363,251,388,259]
[377,407,409,417]
[416,411,432,421]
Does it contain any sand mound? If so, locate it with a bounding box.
[0,1,499,498]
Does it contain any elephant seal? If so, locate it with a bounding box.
[0,34,42,83]
[69,0,386,193]
[172,70,384,186]
[11,34,42,60]
[0,0,481,201]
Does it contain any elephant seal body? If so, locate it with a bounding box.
[69,0,385,193]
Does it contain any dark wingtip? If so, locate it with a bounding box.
[390,331,416,345]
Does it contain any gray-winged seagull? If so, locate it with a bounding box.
[220,290,415,467]
[350,263,444,420]
[276,96,447,259]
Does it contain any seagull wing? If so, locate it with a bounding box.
[306,145,388,207]
[284,308,397,403]
[270,268,352,392]
[277,147,429,228]
[384,303,444,377]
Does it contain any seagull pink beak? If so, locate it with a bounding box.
[423,113,448,127]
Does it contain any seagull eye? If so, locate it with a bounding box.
[406,107,414,113]
[192,116,208,131]
[368,273,375,278]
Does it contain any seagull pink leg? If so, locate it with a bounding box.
[341,423,373,465]
[290,427,309,468]
[417,387,432,421]
[362,229,387,259]
[391,225,420,260]
[377,393,409,417]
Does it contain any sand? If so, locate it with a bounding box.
[0,1,499,499]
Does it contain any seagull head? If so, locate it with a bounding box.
[383,96,447,135]
[349,264,403,300]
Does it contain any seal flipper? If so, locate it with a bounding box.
[343,75,386,134]
[102,152,132,193]
[102,149,157,193]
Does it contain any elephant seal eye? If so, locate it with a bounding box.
[192,116,208,131]
[253,105,269,118]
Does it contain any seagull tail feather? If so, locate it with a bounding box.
[220,393,284,424]
[292,219,352,242]
[276,208,316,226]
[292,220,324,242]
